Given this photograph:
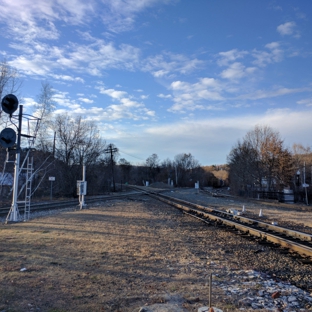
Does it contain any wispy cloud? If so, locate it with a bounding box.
[97,87,155,120]
[252,42,283,67]
[297,98,312,106]
[0,0,95,41]
[51,74,84,83]
[99,0,176,33]
[143,52,204,78]
[239,87,310,100]
[217,49,248,66]
[9,39,141,78]
[51,87,155,122]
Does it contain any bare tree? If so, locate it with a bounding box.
[0,61,22,197]
[174,153,200,186]
[159,158,174,184]
[0,60,22,101]
[227,140,259,194]
[228,125,293,196]
[53,114,105,166]
[0,60,22,128]
[34,82,55,152]
[145,153,160,182]
[292,144,312,171]
[51,114,106,196]
[118,158,132,183]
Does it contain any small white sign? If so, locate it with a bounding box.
[302,183,309,188]
[49,176,55,181]
[77,181,87,195]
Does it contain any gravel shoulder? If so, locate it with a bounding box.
[0,191,312,312]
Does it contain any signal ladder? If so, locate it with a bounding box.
[17,157,33,221]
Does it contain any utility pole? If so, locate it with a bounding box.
[104,144,118,192]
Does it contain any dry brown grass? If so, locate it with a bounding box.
[1,196,311,312]
[0,200,216,312]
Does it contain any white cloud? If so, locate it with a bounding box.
[169,77,224,112]
[51,74,84,83]
[277,21,296,36]
[99,88,128,100]
[297,98,312,106]
[265,42,279,50]
[158,94,172,99]
[239,87,310,100]
[8,39,141,78]
[0,0,95,42]
[252,42,283,67]
[217,49,248,66]
[153,70,170,78]
[96,87,155,121]
[1,0,95,24]
[9,55,54,75]
[99,0,176,33]
[220,62,256,80]
[143,52,204,78]
[8,20,59,42]
[22,97,37,109]
[61,41,141,74]
[78,98,94,104]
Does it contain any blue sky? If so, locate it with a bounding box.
[1,0,312,165]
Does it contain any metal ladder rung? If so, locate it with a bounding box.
[24,157,33,221]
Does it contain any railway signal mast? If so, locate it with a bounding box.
[1,94,21,222]
[1,94,40,222]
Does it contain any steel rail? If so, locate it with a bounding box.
[157,192,312,242]
[127,185,312,258]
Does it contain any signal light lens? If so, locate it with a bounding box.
[1,94,19,115]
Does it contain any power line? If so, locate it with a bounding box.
[118,149,145,161]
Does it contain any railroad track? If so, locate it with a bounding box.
[127,185,312,261]
[0,191,144,218]
[2,185,312,261]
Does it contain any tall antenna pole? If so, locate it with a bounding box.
[6,105,23,222]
